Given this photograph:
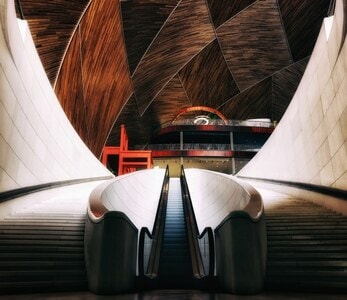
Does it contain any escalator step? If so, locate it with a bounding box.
[265,198,347,292]
[157,178,194,286]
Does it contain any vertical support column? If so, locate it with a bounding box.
[118,152,124,176]
[146,152,152,169]
[230,132,236,174]
[180,131,184,166]
[230,132,234,151]
[119,124,129,175]
[120,124,129,151]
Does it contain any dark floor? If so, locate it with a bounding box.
[0,290,346,300]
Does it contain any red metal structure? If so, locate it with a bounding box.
[102,125,152,175]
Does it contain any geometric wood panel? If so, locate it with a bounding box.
[218,78,273,120]
[206,0,257,29]
[22,0,332,150]
[278,0,331,61]
[55,0,133,157]
[120,0,179,75]
[132,0,215,116]
[15,0,89,85]
[179,39,239,108]
[108,75,191,147]
[216,0,292,91]
[150,75,192,125]
[106,95,142,147]
[55,31,90,146]
[272,58,309,121]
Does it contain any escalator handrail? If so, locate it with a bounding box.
[138,227,152,276]
[180,165,214,278]
[0,176,113,203]
[138,165,170,278]
[198,227,215,277]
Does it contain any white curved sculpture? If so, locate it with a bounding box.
[239,0,347,190]
[0,1,110,193]
[184,168,266,294]
[88,168,166,229]
[184,168,263,231]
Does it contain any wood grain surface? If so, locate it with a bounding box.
[16,0,330,152]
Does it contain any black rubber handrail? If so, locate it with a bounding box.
[0,176,113,203]
[198,227,215,277]
[238,176,347,201]
[138,165,170,278]
[138,227,152,276]
[180,165,215,278]
[15,0,25,20]
[328,0,336,16]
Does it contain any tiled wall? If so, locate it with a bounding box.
[0,2,110,193]
[89,169,166,229]
[185,169,252,231]
[239,0,347,190]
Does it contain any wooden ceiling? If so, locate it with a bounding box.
[16,0,332,157]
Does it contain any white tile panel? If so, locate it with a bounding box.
[0,1,111,192]
[239,1,347,193]
[340,106,347,141]
[334,170,347,189]
[328,122,344,156]
[319,161,335,186]
[324,101,339,134]
[321,78,335,114]
[0,167,18,191]
[331,143,347,181]
[336,76,347,116]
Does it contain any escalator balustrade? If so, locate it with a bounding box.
[139,172,214,289]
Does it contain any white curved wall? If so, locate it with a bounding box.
[88,168,166,230]
[239,0,347,190]
[185,169,261,232]
[0,1,110,193]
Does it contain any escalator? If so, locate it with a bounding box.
[157,178,194,287]
[139,167,214,290]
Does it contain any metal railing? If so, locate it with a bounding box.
[15,0,25,19]
[147,143,261,152]
[180,166,215,278]
[138,166,170,278]
[161,118,274,128]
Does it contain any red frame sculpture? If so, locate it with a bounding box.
[102,125,152,175]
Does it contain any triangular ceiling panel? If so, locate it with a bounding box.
[55,32,90,147]
[132,0,215,116]
[218,78,273,120]
[216,0,292,91]
[272,58,309,121]
[179,39,239,108]
[120,0,179,75]
[108,75,190,147]
[106,95,143,147]
[141,75,192,135]
[56,0,133,156]
[24,0,331,151]
[278,0,331,61]
[16,0,89,85]
[150,75,192,124]
[206,0,257,29]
